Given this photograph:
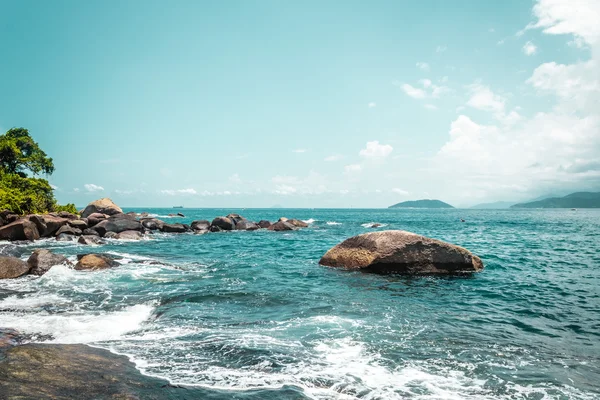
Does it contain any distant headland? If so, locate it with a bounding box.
[511,192,600,209]
[388,199,454,209]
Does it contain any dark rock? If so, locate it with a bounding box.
[141,218,164,230]
[161,223,187,233]
[86,213,108,227]
[194,229,209,235]
[103,232,118,239]
[268,221,296,231]
[0,256,30,279]
[27,249,71,276]
[115,230,143,240]
[29,214,69,237]
[177,212,185,217]
[81,198,123,218]
[0,220,40,241]
[82,228,99,236]
[111,213,137,220]
[78,235,104,245]
[209,225,223,232]
[94,216,142,236]
[55,225,82,236]
[235,220,259,231]
[319,230,484,274]
[257,220,272,229]
[56,233,76,242]
[226,213,246,224]
[211,217,234,231]
[75,254,120,270]
[57,211,79,220]
[68,219,88,230]
[190,220,210,231]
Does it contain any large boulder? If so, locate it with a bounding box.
[211,217,234,231]
[287,219,309,228]
[81,198,123,219]
[75,254,120,271]
[115,230,143,240]
[93,216,142,236]
[257,220,272,229]
[57,211,79,220]
[86,213,107,228]
[68,219,88,230]
[0,211,19,224]
[190,220,210,231]
[319,230,484,274]
[0,256,30,279]
[235,220,259,231]
[0,220,40,241]
[141,218,164,230]
[268,221,296,231]
[161,223,187,233]
[27,249,71,276]
[226,214,246,224]
[55,225,82,237]
[78,235,104,245]
[28,215,69,237]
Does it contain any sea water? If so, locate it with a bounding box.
[0,208,599,399]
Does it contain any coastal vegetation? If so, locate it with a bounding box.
[511,192,600,208]
[0,128,76,215]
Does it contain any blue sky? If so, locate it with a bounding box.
[1,0,598,208]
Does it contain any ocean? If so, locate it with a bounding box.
[0,208,599,399]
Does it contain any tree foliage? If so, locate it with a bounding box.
[0,127,73,215]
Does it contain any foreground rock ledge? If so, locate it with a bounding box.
[319,230,483,274]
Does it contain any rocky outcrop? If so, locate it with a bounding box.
[161,223,187,233]
[81,198,123,218]
[257,220,272,229]
[190,220,210,231]
[94,216,142,236]
[56,233,76,242]
[82,228,99,236]
[287,219,309,228]
[68,219,88,230]
[86,213,107,227]
[0,256,30,279]
[78,235,103,245]
[75,254,120,270]
[235,220,259,231]
[141,218,164,231]
[0,220,40,241]
[115,230,143,240]
[268,221,296,231]
[27,249,71,276]
[211,217,234,231]
[29,214,69,237]
[319,230,484,274]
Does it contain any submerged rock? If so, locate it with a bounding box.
[75,254,120,270]
[211,217,234,231]
[0,256,30,279]
[235,220,259,231]
[115,230,144,240]
[56,233,76,242]
[0,220,40,241]
[287,219,309,228]
[81,198,123,218]
[268,220,296,231]
[257,220,272,229]
[78,235,104,245]
[190,220,210,231]
[319,230,484,274]
[27,249,71,276]
[161,223,187,233]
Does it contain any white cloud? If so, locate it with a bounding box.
[344,164,362,174]
[50,184,58,190]
[84,184,104,192]
[416,62,430,71]
[523,41,538,55]
[401,83,427,99]
[419,79,432,88]
[392,188,409,195]
[324,154,343,162]
[359,141,393,158]
[497,39,505,45]
[161,188,197,195]
[73,188,80,192]
[229,173,241,183]
[528,0,600,46]
[436,46,447,53]
[466,84,506,114]
[368,102,376,108]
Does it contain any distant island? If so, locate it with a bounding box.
[389,199,454,209]
[470,201,515,209]
[511,192,600,208]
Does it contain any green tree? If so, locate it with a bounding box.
[0,128,54,177]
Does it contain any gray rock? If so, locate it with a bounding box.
[190,220,210,231]
[55,225,82,236]
[68,219,88,230]
[56,233,76,242]
[161,223,187,233]
[319,230,484,274]
[78,235,104,245]
[0,220,40,241]
[28,214,69,237]
[27,249,71,276]
[257,220,271,229]
[268,221,296,231]
[115,230,143,240]
[0,256,30,279]
[211,217,234,231]
[141,218,164,230]
[235,220,259,231]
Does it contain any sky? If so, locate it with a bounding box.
[0,0,598,208]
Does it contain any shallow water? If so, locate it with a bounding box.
[1,208,599,399]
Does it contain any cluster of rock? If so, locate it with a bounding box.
[0,198,310,244]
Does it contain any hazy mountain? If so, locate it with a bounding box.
[510,192,600,208]
[389,199,454,209]
[470,201,515,209]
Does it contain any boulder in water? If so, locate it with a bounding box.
[78,235,104,245]
[190,220,210,231]
[56,233,76,242]
[81,198,123,218]
[319,230,484,274]
[268,221,296,231]
[287,219,309,228]
[68,219,88,230]
[115,230,143,240]
[75,254,120,270]
[141,218,164,230]
[211,217,234,231]
[0,256,30,279]
[235,220,259,231]
[94,216,142,236]
[0,220,40,241]
[161,223,187,233]
[27,249,71,276]
[86,213,108,227]
[257,220,271,229]
[55,225,82,236]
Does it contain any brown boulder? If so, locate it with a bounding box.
[190,220,210,231]
[75,254,120,271]
[319,230,484,274]
[211,217,234,231]
[27,249,71,276]
[115,230,143,240]
[86,213,108,227]
[287,219,309,228]
[68,219,88,230]
[57,211,79,220]
[0,220,40,241]
[55,225,82,236]
[29,215,69,237]
[0,256,30,279]
[81,198,123,218]
[257,220,272,229]
[268,221,296,231]
[161,223,187,233]
[235,220,259,230]
[78,235,104,245]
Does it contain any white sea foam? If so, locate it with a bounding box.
[326,221,342,225]
[361,222,388,228]
[302,218,317,224]
[0,304,154,344]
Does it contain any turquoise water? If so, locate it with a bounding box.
[1,208,599,399]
